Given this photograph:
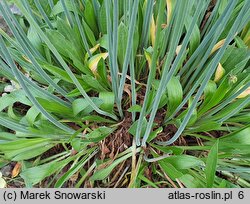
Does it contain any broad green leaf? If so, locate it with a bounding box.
[166,77,183,116]
[144,46,153,67]
[37,98,73,116]
[127,105,142,113]
[83,0,98,35]
[199,80,217,110]
[26,106,40,125]
[218,179,228,188]
[186,121,221,133]
[51,0,76,16]
[27,26,44,55]
[82,20,96,46]
[117,22,128,67]
[0,113,29,133]
[159,161,183,180]
[56,17,84,55]
[46,29,88,74]
[198,75,234,116]
[84,126,114,143]
[212,98,247,121]
[205,80,217,99]
[162,155,204,170]
[82,115,115,124]
[0,138,53,160]
[185,15,200,56]
[20,155,76,185]
[98,2,107,34]
[12,144,54,161]
[177,98,197,126]
[41,63,74,83]
[205,140,219,187]
[151,80,168,109]
[82,75,107,92]
[220,125,250,145]
[72,97,102,116]
[99,34,108,49]
[221,46,250,73]
[0,90,31,112]
[117,22,139,67]
[96,58,110,88]
[71,138,81,152]
[90,152,132,181]
[179,174,202,188]
[0,138,49,151]
[0,132,17,141]
[99,92,114,113]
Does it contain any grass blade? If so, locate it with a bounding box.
[117,0,139,117]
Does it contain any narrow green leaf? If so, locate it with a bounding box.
[20,155,77,185]
[90,152,132,181]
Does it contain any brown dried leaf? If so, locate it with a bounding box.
[12,162,22,178]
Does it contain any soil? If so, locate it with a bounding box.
[100,111,133,160]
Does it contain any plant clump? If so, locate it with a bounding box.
[0,0,250,188]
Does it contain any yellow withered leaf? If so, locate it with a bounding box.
[166,0,175,25]
[90,43,100,54]
[211,39,225,55]
[150,16,156,47]
[145,51,152,67]
[22,55,32,63]
[214,63,225,82]
[236,87,250,99]
[85,43,100,61]
[87,53,108,74]
[244,35,250,47]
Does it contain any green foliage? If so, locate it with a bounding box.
[205,140,219,187]
[0,0,249,188]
